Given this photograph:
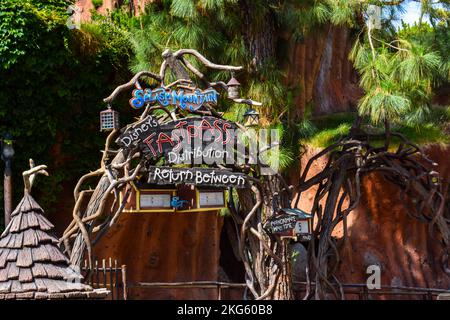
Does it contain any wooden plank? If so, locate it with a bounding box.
[44,244,68,263]
[34,278,47,292]
[64,291,85,299]
[26,212,40,229]
[15,292,34,299]
[109,257,114,300]
[64,265,83,283]
[47,292,65,299]
[36,214,54,231]
[5,293,16,299]
[147,166,249,188]
[42,278,60,293]
[21,213,29,230]
[31,263,47,278]
[32,245,51,262]
[6,262,19,280]
[21,194,43,213]
[9,213,23,233]
[34,291,48,299]
[0,267,8,282]
[52,279,70,293]
[16,247,33,267]
[36,229,58,244]
[6,248,18,262]
[22,229,38,247]
[10,280,24,293]
[0,250,8,268]
[10,197,25,217]
[0,234,12,247]
[4,234,16,249]
[21,282,37,292]
[18,268,33,282]
[13,232,24,248]
[0,281,12,293]
[43,264,64,280]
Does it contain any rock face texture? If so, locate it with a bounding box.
[294,144,450,298]
[283,25,362,117]
[75,0,151,21]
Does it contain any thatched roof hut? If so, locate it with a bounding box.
[0,160,108,299]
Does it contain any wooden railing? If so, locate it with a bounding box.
[293,281,450,300]
[131,281,247,300]
[129,280,450,300]
[79,262,450,300]
[81,258,128,300]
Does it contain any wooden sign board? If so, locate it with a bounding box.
[117,115,160,148]
[117,116,238,165]
[264,213,311,241]
[147,166,249,188]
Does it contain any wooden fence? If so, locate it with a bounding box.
[130,280,450,300]
[78,262,450,300]
[293,281,450,300]
[81,258,127,300]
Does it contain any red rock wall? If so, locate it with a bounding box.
[75,0,152,22]
[294,144,450,296]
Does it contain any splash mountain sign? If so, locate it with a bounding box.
[130,87,219,111]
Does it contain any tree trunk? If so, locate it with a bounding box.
[273,241,293,299]
[70,153,124,266]
[240,0,276,68]
[262,176,293,300]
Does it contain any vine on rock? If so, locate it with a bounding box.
[294,119,449,299]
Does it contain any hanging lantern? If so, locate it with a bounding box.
[227,76,241,99]
[429,170,439,186]
[100,105,119,132]
[243,108,260,127]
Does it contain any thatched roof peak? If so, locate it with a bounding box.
[0,160,108,299]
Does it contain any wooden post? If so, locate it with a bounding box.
[3,173,12,226]
[114,260,119,299]
[109,257,114,300]
[102,259,107,294]
[121,265,128,300]
[95,259,99,287]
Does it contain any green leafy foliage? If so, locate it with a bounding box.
[0,0,132,228]
[302,112,449,148]
[92,0,103,10]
